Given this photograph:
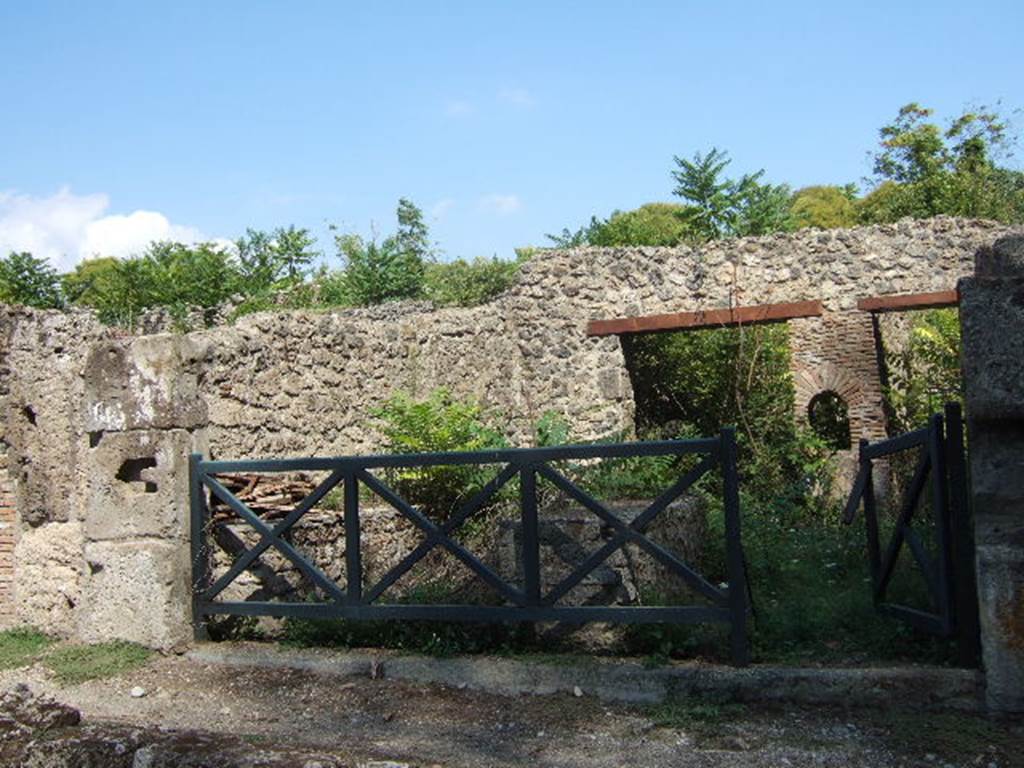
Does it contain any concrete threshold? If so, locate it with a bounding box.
[188,642,983,711]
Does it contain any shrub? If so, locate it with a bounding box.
[423,255,524,307]
[370,389,508,518]
[886,308,961,432]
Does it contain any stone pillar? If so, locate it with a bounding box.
[959,234,1024,712]
[77,334,210,651]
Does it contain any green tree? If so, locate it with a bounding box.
[790,185,859,230]
[394,198,432,263]
[64,242,243,326]
[886,309,962,432]
[862,102,1024,224]
[62,257,120,307]
[593,203,694,246]
[236,225,319,290]
[546,203,695,248]
[334,199,428,305]
[144,241,241,316]
[671,148,792,239]
[545,216,607,248]
[0,252,62,308]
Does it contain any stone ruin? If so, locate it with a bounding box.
[0,216,1022,708]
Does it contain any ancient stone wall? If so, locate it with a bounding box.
[198,217,1016,462]
[1,310,206,648]
[0,217,1021,650]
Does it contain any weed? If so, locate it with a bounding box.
[44,641,151,686]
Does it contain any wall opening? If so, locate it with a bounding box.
[116,457,158,493]
[621,324,795,438]
[807,390,851,450]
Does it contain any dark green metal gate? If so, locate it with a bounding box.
[843,402,980,666]
[190,429,752,665]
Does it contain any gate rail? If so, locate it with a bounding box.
[190,428,751,665]
[842,402,980,666]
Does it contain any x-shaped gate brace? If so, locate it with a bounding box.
[189,430,751,665]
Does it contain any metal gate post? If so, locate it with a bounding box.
[189,453,210,640]
[944,402,981,666]
[721,427,749,666]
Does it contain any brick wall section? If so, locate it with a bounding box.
[0,449,15,628]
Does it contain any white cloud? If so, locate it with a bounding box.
[429,198,456,220]
[445,100,474,117]
[498,88,534,108]
[0,187,214,272]
[478,194,522,216]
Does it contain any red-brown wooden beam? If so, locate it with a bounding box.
[586,299,824,337]
[856,289,959,313]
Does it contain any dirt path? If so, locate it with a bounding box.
[2,650,1021,767]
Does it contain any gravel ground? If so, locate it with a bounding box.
[1,650,1021,767]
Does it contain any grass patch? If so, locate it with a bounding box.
[647,698,748,729]
[0,628,52,670]
[44,641,151,686]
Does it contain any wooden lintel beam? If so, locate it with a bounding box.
[856,290,959,313]
[586,299,824,337]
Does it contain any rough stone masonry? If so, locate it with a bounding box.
[960,233,1024,712]
[0,217,1021,698]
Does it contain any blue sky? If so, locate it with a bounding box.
[1,1,1021,271]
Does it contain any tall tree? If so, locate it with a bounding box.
[790,185,859,230]
[334,198,429,305]
[671,148,792,239]
[0,251,62,308]
[862,102,1024,224]
[236,225,319,289]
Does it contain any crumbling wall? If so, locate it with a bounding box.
[2,311,207,649]
[201,217,1017,461]
[1,217,1021,650]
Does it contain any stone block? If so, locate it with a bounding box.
[83,335,208,433]
[974,548,1024,712]
[13,522,84,635]
[78,539,191,651]
[82,428,206,542]
[959,276,1024,421]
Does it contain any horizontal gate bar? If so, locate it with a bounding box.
[198,438,719,474]
[862,426,930,459]
[197,601,732,625]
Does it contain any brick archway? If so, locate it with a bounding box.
[793,362,864,449]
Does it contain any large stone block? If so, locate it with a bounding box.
[13,522,84,635]
[82,428,206,542]
[959,277,1024,422]
[974,548,1024,712]
[83,335,208,433]
[78,539,191,651]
